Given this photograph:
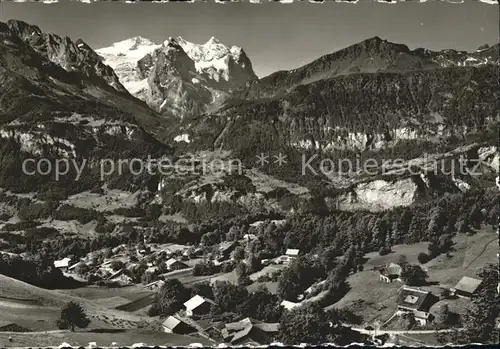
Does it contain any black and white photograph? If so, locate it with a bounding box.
[0,0,498,347]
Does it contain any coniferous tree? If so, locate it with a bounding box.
[56,302,90,331]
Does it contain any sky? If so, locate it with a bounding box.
[0,1,498,77]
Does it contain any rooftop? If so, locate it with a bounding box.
[453,276,483,294]
[224,318,279,344]
[219,241,237,252]
[162,316,181,330]
[183,295,215,311]
[386,263,402,276]
[166,258,187,268]
[281,300,301,310]
[285,249,300,256]
[231,325,253,343]
[54,257,71,268]
[396,287,433,311]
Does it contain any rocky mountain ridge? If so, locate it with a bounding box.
[235,36,500,100]
[97,35,257,118]
[0,20,497,216]
[182,65,499,159]
[3,20,128,94]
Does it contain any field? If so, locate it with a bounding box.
[0,329,216,347]
[249,264,285,281]
[326,227,498,328]
[56,285,154,304]
[62,189,139,212]
[1,275,161,337]
[0,274,220,346]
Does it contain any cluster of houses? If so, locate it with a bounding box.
[220,317,279,345]
[261,248,300,266]
[376,262,485,326]
[161,293,280,345]
[378,263,403,283]
[52,243,196,286]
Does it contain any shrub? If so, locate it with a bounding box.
[113,207,146,218]
[378,246,391,256]
[418,252,430,264]
[440,288,452,300]
[75,263,90,276]
[111,260,125,271]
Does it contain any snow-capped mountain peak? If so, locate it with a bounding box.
[97,36,159,64]
[97,35,256,117]
[96,37,160,95]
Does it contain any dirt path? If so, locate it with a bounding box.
[350,327,466,335]
[0,297,42,309]
[462,236,498,270]
[0,330,69,335]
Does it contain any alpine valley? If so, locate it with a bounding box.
[0,19,498,347]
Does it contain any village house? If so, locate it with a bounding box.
[183,295,216,317]
[378,263,403,283]
[53,257,72,272]
[217,241,238,261]
[222,317,279,345]
[110,274,133,286]
[286,249,300,258]
[275,249,300,265]
[396,287,437,326]
[144,279,165,291]
[280,300,301,311]
[243,233,257,241]
[450,276,483,298]
[166,258,189,271]
[162,316,197,334]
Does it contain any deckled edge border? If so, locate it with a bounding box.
[2,0,499,5]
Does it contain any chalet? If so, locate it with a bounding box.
[166,258,189,271]
[243,233,257,241]
[280,300,301,311]
[222,318,279,345]
[273,249,300,265]
[286,249,300,258]
[379,263,402,283]
[183,295,215,317]
[396,287,436,326]
[217,241,238,261]
[145,266,157,276]
[144,280,165,291]
[275,255,290,264]
[162,316,196,334]
[450,276,483,298]
[109,274,133,286]
[53,257,72,271]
